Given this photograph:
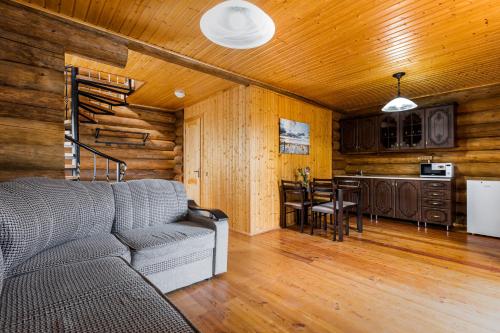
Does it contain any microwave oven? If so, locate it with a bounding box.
[420,163,454,178]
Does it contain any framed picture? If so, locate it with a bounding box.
[279,118,310,155]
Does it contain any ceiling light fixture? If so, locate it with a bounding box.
[174,89,185,99]
[200,0,275,49]
[381,72,417,112]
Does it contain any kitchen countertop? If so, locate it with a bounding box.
[335,175,453,181]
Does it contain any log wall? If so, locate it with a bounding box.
[338,96,500,223]
[0,1,128,182]
[79,104,182,181]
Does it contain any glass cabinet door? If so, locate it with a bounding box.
[400,110,424,149]
[379,115,399,150]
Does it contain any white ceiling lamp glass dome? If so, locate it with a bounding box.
[200,0,275,49]
[381,72,418,112]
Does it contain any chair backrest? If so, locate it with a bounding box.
[309,178,335,203]
[0,178,115,275]
[334,178,361,203]
[111,179,188,233]
[281,180,306,204]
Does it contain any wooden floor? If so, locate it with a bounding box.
[168,218,500,333]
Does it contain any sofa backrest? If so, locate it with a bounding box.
[111,179,188,233]
[0,178,115,274]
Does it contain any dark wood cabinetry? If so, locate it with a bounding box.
[425,105,455,149]
[340,104,455,154]
[395,180,421,221]
[334,176,455,229]
[340,117,378,153]
[372,179,395,217]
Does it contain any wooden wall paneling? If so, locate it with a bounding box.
[339,95,500,223]
[184,86,251,234]
[248,86,334,234]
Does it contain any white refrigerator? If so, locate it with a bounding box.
[467,180,500,238]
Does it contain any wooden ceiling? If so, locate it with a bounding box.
[22,0,500,112]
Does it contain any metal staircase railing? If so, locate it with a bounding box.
[64,135,127,182]
[64,65,134,182]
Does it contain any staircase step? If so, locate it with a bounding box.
[65,164,77,169]
[65,175,79,181]
[79,101,115,115]
[65,153,75,159]
[64,141,73,148]
[79,88,127,107]
[79,112,98,124]
[77,76,134,95]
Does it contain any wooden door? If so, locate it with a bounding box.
[357,117,378,152]
[372,179,395,217]
[399,110,425,150]
[184,117,202,203]
[378,115,400,151]
[340,119,358,153]
[425,105,455,148]
[395,180,421,221]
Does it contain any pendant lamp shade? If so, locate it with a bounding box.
[381,72,418,112]
[200,0,275,49]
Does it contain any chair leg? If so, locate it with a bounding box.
[311,211,315,235]
[300,210,305,233]
[345,210,350,236]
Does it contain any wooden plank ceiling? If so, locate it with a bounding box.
[22,0,500,112]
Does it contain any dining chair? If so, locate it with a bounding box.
[309,178,334,235]
[280,180,311,232]
[335,178,363,233]
[311,180,362,241]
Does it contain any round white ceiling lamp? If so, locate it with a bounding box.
[174,89,185,99]
[200,0,275,49]
[381,72,418,112]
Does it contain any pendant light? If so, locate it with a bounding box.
[200,0,275,49]
[381,72,417,112]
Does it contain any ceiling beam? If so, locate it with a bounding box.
[11,0,343,113]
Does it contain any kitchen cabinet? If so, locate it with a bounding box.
[339,103,455,154]
[425,105,455,149]
[372,179,395,217]
[340,118,357,153]
[378,114,399,151]
[358,117,378,152]
[334,176,455,228]
[399,109,425,149]
[395,180,421,221]
[340,116,378,153]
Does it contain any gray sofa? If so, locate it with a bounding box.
[0,178,229,332]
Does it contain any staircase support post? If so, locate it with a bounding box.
[70,67,80,177]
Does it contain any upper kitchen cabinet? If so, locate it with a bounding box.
[339,104,455,154]
[340,116,378,153]
[379,114,399,151]
[425,105,455,149]
[340,118,358,153]
[399,109,425,150]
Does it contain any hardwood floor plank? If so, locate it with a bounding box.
[168,217,500,333]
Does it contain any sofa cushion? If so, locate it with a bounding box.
[0,257,198,333]
[117,222,215,275]
[112,180,188,233]
[7,234,130,278]
[0,178,115,275]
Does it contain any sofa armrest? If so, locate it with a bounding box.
[188,200,228,221]
[186,200,228,276]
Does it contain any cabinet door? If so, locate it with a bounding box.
[340,119,358,153]
[372,179,395,217]
[399,110,424,150]
[378,115,400,151]
[395,180,420,221]
[359,178,372,214]
[358,117,378,153]
[425,105,455,148]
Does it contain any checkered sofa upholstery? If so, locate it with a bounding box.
[112,179,228,293]
[0,178,208,333]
